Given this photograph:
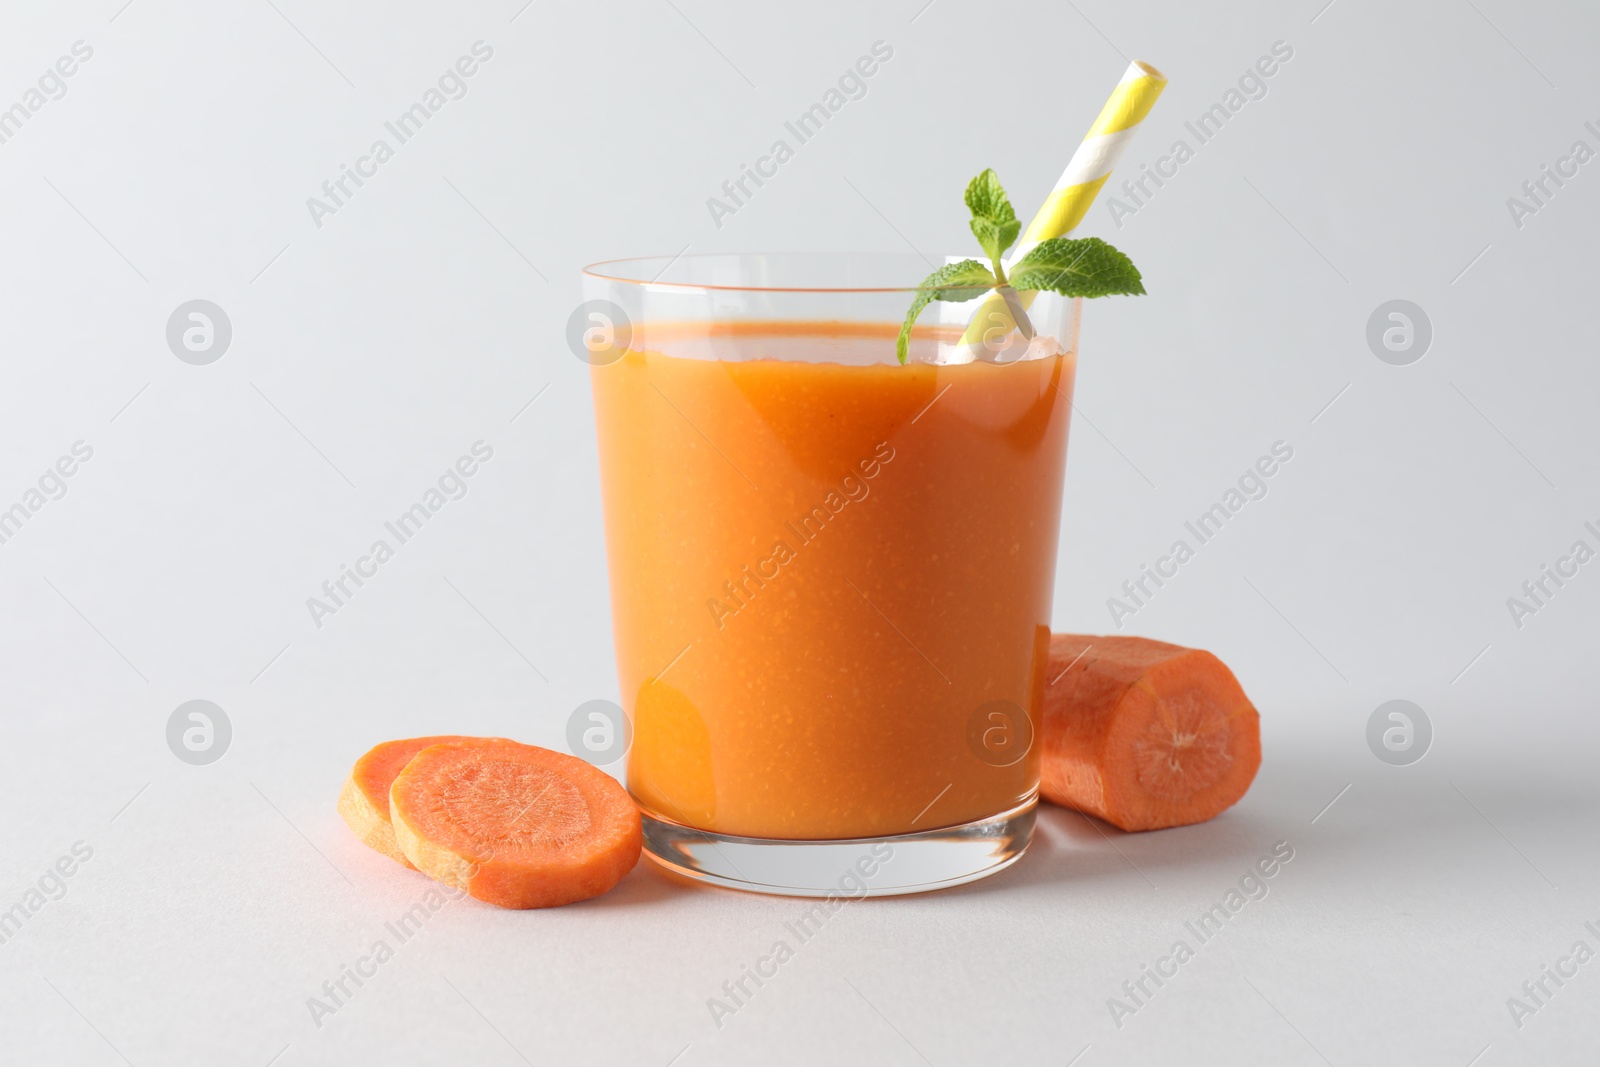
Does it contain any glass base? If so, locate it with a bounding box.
[639,797,1036,898]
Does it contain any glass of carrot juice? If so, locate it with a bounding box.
[582,253,1079,896]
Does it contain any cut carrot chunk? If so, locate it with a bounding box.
[389,738,642,909]
[1041,634,1260,832]
[338,735,474,869]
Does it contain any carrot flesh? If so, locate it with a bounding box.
[389,738,642,909]
[1041,634,1261,831]
[338,735,475,868]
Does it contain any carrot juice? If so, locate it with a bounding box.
[591,321,1076,840]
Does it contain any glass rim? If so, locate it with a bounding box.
[583,252,979,295]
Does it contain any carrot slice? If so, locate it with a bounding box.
[389,738,642,909]
[1041,634,1261,831]
[338,735,474,869]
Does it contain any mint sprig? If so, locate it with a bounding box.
[896,169,1146,363]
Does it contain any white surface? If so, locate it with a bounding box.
[1,0,1597,1063]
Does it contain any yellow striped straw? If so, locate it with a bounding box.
[957,60,1167,354]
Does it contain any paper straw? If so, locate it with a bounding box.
[956,60,1167,354]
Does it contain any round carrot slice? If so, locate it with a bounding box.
[338,735,475,868]
[389,738,642,909]
[1041,634,1261,831]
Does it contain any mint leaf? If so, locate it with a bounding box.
[896,171,1147,365]
[970,216,1021,268]
[1008,236,1146,298]
[964,168,1014,225]
[896,259,996,364]
[964,169,1020,267]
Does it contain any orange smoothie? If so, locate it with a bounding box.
[591,322,1075,839]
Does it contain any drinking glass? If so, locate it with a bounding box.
[582,253,1080,896]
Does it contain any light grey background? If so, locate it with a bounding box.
[2,0,1596,1063]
